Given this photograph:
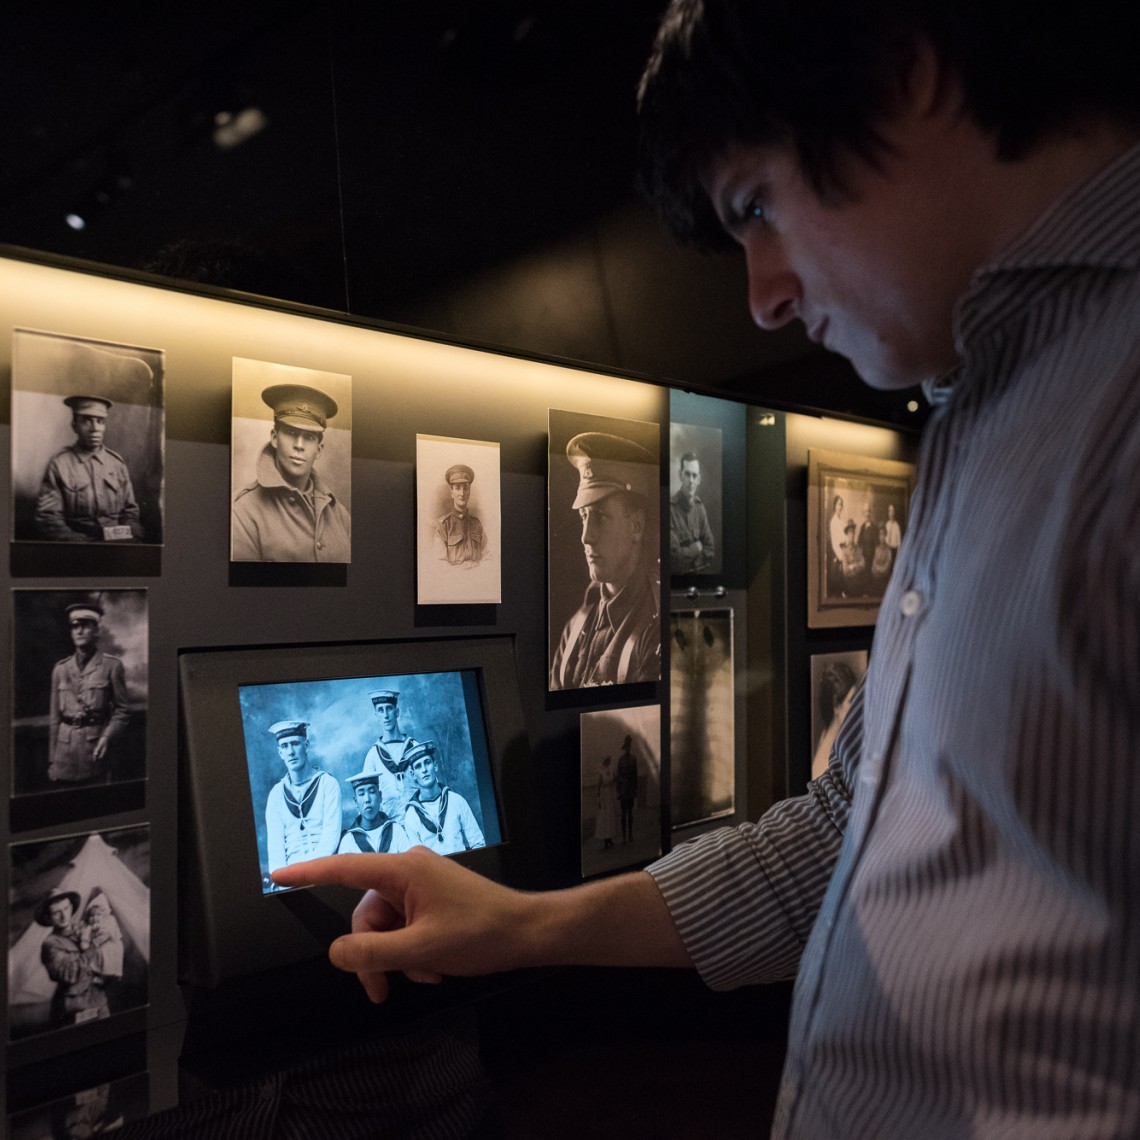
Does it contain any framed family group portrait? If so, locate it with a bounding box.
[807,448,916,629]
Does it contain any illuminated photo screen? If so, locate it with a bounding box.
[238,669,501,893]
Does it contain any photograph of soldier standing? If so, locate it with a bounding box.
[11,330,165,545]
[231,380,351,562]
[433,463,487,566]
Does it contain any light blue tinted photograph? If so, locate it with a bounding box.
[238,669,499,893]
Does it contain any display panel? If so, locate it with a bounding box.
[178,636,525,987]
[238,669,501,892]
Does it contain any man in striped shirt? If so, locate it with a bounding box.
[276,0,1140,1133]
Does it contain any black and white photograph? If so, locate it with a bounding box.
[230,357,352,564]
[580,704,661,878]
[669,608,735,828]
[12,588,148,797]
[807,448,915,628]
[8,1071,149,1140]
[8,825,150,1042]
[548,408,661,691]
[810,649,869,780]
[416,434,502,605]
[11,328,165,546]
[668,421,723,577]
[238,670,500,892]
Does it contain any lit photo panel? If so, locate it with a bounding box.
[238,669,501,893]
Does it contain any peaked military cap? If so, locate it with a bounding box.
[565,432,654,510]
[64,394,113,414]
[445,464,475,486]
[65,601,104,623]
[262,383,338,432]
[268,720,308,740]
[369,689,399,707]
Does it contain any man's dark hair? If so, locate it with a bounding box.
[637,0,1140,249]
[679,451,700,470]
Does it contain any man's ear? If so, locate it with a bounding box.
[629,507,646,542]
[899,36,960,123]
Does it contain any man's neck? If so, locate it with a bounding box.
[287,767,316,787]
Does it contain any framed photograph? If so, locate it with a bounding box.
[579,704,661,878]
[807,448,915,628]
[230,357,352,564]
[416,434,501,605]
[11,328,165,546]
[8,825,150,1042]
[669,608,735,828]
[548,408,661,691]
[668,421,723,577]
[810,649,869,779]
[8,1071,149,1140]
[12,588,148,797]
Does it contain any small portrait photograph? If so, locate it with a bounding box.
[548,408,661,691]
[807,448,915,628]
[239,671,498,892]
[668,421,723,577]
[810,650,868,780]
[11,328,165,546]
[670,608,735,829]
[8,1071,149,1140]
[12,588,148,797]
[230,357,352,563]
[580,704,661,878]
[415,434,502,605]
[8,825,150,1042]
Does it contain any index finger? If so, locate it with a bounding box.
[271,852,410,892]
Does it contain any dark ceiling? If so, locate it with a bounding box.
[0,2,926,428]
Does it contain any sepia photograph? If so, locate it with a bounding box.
[580,704,661,878]
[8,1071,149,1140]
[668,421,723,577]
[8,825,150,1042]
[810,649,869,780]
[12,588,148,797]
[11,328,165,546]
[238,670,498,892]
[230,357,352,563]
[807,448,915,628]
[669,608,736,828]
[548,408,661,691]
[416,434,502,605]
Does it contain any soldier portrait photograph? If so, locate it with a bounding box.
[11,588,148,797]
[7,825,150,1042]
[547,409,661,691]
[415,434,501,605]
[238,669,497,892]
[668,421,724,577]
[11,328,165,546]
[230,357,352,563]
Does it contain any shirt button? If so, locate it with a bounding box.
[900,589,923,617]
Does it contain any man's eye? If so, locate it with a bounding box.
[744,197,767,224]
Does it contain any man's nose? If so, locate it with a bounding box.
[744,240,800,331]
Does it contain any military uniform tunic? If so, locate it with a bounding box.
[232,445,351,563]
[48,651,131,782]
[433,511,487,565]
[549,571,661,689]
[35,446,141,542]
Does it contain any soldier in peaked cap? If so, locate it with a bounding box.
[402,741,485,855]
[231,381,351,563]
[549,431,661,690]
[48,599,131,783]
[359,690,418,817]
[433,462,488,566]
[263,719,341,875]
[337,769,412,854]
[35,361,146,542]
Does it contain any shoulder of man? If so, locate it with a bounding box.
[101,447,130,466]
